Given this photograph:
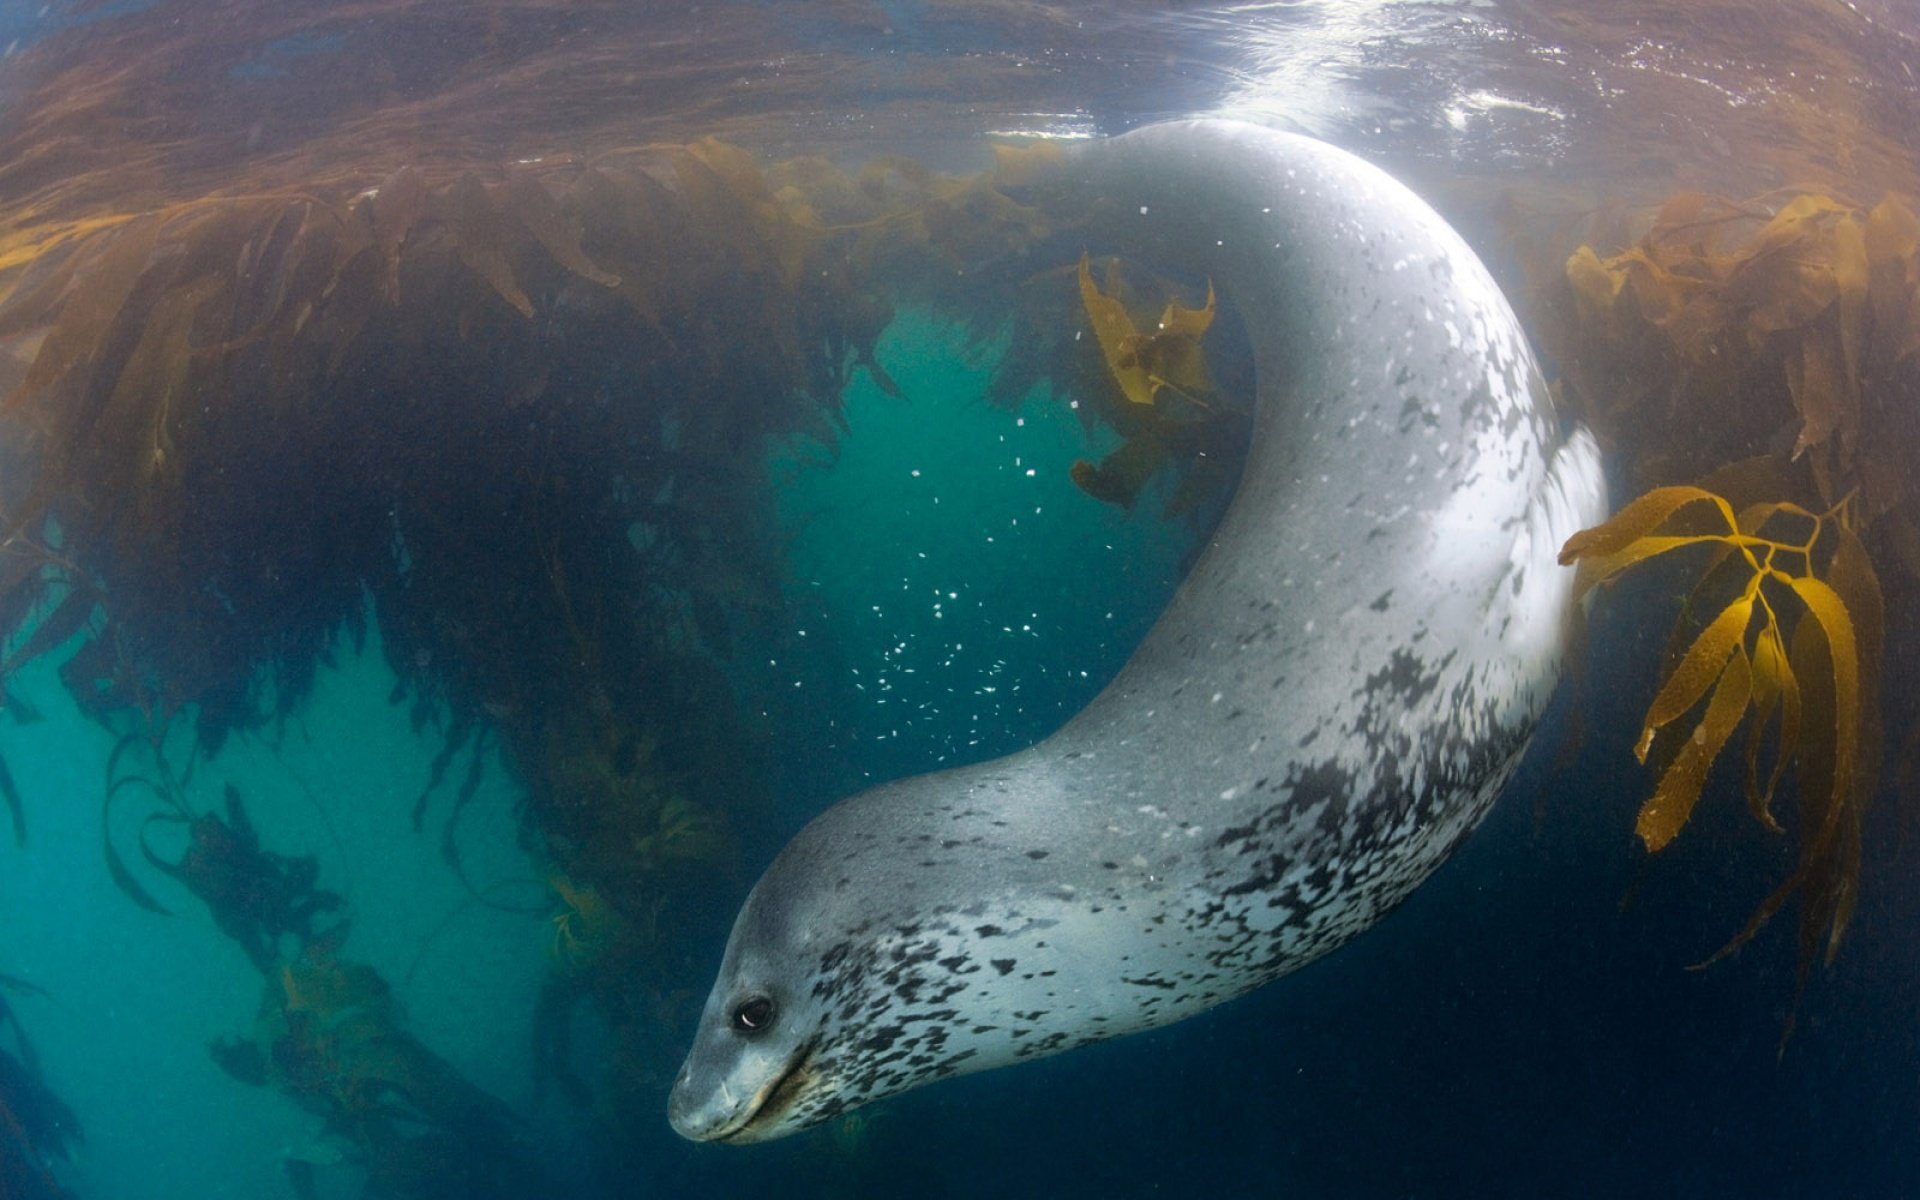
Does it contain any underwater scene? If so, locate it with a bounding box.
[0,1,1916,1197]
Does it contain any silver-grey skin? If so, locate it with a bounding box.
[669,119,1607,1143]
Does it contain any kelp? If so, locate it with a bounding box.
[1542,183,1919,1006]
[0,142,874,895]
[1062,252,1249,516]
[212,928,552,1199]
[548,872,622,971]
[1077,251,1217,411]
[1549,187,1920,569]
[1560,470,1884,1027]
[0,749,22,847]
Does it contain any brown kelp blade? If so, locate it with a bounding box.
[1561,477,1882,1002]
[1637,645,1753,852]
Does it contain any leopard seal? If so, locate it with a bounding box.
[669,118,1606,1143]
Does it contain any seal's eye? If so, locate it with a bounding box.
[731,995,776,1034]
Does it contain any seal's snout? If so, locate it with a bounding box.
[667,1063,725,1141]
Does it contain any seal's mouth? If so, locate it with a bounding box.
[710,1038,819,1144]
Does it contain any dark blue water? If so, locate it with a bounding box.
[1,3,1916,1198]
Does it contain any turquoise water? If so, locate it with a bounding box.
[1,610,556,1198]
[760,312,1197,810]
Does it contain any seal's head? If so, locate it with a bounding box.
[667,872,836,1143]
[669,779,1015,1142]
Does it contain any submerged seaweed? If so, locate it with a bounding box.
[1561,469,1884,1028]
[1543,183,1919,1025]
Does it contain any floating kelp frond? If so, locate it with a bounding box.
[1064,253,1245,516]
[1541,184,1918,1019]
[1077,251,1216,411]
[0,984,83,1200]
[1560,473,1884,1026]
[1548,188,1920,567]
[548,872,619,970]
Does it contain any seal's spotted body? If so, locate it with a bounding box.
[670,119,1606,1143]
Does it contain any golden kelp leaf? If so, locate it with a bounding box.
[12,216,160,407]
[97,271,220,483]
[1156,280,1215,339]
[1864,192,1920,265]
[367,164,427,300]
[1562,477,1884,998]
[1619,248,1706,329]
[1726,230,1840,335]
[1781,573,1859,810]
[1078,252,1156,408]
[1558,485,1740,595]
[1582,534,1743,596]
[1832,214,1870,386]
[563,167,664,326]
[0,212,138,280]
[1558,485,1734,565]
[1786,325,1848,458]
[1070,436,1169,509]
[1545,186,1920,535]
[1864,194,1920,367]
[1637,645,1752,852]
[1742,620,1797,832]
[1644,191,1722,245]
[1744,192,1855,260]
[1565,244,1623,310]
[1637,589,1754,761]
[1077,252,1218,411]
[686,137,818,288]
[1128,332,1215,408]
[438,173,534,319]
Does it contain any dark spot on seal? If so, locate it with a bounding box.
[991,959,1016,976]
[1025,849,1049,860]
